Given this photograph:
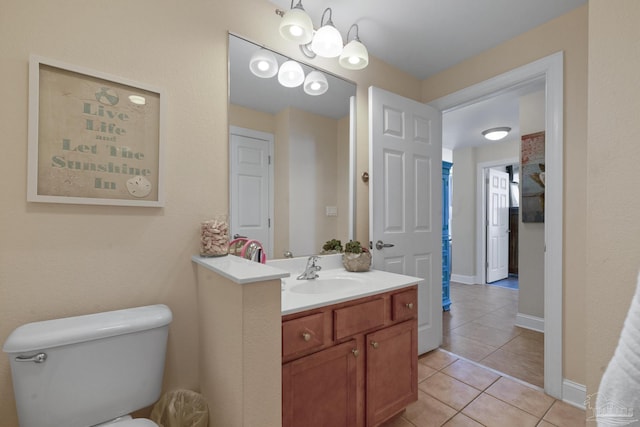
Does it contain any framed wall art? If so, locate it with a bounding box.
[521,131,545,223]
[27,55,165,206]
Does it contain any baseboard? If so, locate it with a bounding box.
[562,379,586,410]
[515,313,544,332]
[450,274,475,285]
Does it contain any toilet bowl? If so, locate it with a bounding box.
[3,304,172,427]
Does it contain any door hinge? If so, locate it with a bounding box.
[268,218,271,228]
[268,155,271,165]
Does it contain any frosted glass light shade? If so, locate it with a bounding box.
[339,39,369,70]
[249,49,278,78]
[279,8,314,44]
[482,127,511,141]
[303,71,329,96]
[311,25,343,58]
[278,60,305,88]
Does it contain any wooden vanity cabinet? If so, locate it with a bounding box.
[282,286,418,427]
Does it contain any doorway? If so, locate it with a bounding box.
[484,163,520,289]
[431,51,564,398]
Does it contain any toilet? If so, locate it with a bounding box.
[3,304,172,427]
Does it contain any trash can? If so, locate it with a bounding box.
[150,389,209,427]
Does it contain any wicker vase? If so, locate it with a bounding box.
[342,252,371,272]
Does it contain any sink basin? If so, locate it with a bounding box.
[288,276,366,295]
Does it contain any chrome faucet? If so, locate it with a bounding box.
[297,256,321,280]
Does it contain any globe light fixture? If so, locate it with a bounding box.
[278,60,305,88]
[303,71,329,96]
[482,127,512,141]
[278,0,313,45]
[249,49,278,78]
[339,24,369,70]
[311,8,343,58]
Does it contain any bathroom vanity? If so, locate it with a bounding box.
[277,255,420,427]
[282,285,417,427]
[193,254,420,427]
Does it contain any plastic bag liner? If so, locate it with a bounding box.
[150,389,209,427]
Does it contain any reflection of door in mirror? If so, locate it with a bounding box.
[229,126,274,259]
[228,34,356,258]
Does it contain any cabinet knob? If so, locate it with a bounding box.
[301,332,311,342]
[352,349,359,358]
[370,341,379,349]
[405,302,414,309]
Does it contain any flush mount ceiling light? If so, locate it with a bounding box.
[278,0,314,44]
[249,49,279,78]
[311,8,343,58]
[278,60,305,88]
[482,127,512,141]
[339,24,369,70]
[303,71,329,96]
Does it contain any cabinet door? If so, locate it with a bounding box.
[366,320,417,427]
[283,339,359,427]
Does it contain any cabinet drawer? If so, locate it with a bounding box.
[283,313,325,358]
[392,288,417,322]
[334,298,385,340]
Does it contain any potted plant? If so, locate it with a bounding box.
[321,239,343,254]
[342,240,371,272]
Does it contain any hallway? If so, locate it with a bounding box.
[441,282,544,388]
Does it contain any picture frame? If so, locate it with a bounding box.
[27,55,165,207]
[521,131,545,223]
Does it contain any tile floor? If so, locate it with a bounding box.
[441,281,544,387]
[381,349,586,427]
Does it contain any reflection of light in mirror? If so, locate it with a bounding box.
[278,60,305,87]
[249,49,278,78]
[303,71,328,96]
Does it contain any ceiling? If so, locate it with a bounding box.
[260,0,586,150]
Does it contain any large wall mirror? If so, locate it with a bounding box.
[228,33,357,259]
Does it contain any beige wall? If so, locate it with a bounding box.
[229,103,276,134]
[230,104,349,258]
[423,5,588,385]
[450,146,476,278]
[450,139,519,281]
[287,108,339,256]
[586,1,640,397]
[0,0,420,424]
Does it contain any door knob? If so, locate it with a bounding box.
[233,234,247,239]
[375,240,395,250]
[370,341,379,349]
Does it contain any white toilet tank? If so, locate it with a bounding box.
[3,304,172,427]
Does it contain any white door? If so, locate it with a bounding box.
[369,86,442,354]
[229,126,274,258]
[486,168,509,283]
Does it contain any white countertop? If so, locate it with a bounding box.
[192,254,421,315]
[192,255,290,284]
[281,267,421,315]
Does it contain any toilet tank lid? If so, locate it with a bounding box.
[3,304,172,354]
